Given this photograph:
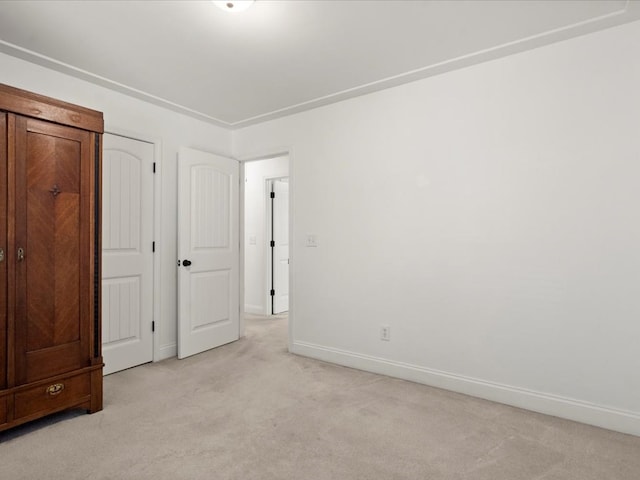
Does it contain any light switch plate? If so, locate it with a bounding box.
[306,234,318,247]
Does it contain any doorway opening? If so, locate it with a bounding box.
[243,155,289,317]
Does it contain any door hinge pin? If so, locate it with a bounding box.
[152,321,155,332]
[270,289,275,296]
[270,191,275,199]
[152,241,155,252]
[270,240,275,247]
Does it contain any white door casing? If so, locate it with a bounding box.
[102,134,154,375]
[272,179,289,314]
[178,147,240,359]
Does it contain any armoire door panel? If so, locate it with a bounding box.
[0,395,7,425]
[0,112,7,390]
[13,117,92,385]
[25,341,83,383]
[25,151,81,351]
[26,132,81,193]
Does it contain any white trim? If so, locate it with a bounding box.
[156,343,177,362]
[2,4,638,129]
[239,161,246,338]
[236,147,292,163]
[103,126,163,364]
[231,4,638,128]
[0,39,232,129]
[288,150,295,353]
[244,304,265,315]
[291,340,640,437]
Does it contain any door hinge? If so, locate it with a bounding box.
[270,240,275,248]
[270,191,275,199]
[153,162,156,173]
[152,241,155,252]
[152,321,155,332]
[270,289,275,296]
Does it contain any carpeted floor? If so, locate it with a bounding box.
[1,313,639,479]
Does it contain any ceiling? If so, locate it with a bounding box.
[0,0,638,129]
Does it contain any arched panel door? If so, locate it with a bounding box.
[102,134,154,374]
[178,147,239,359]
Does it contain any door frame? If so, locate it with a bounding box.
[238,148,294,350]
[103,125,163,362]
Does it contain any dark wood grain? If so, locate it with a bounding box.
[0,364,101,431]
[15,118,92,384]
[89,361,103,413]
[0,83,103,133]
[0,394,6,426]
[14,370,90,419]
[8,114,23,392]
[0,113,6,391]
[1,85,103,431]
[91,133,102,362]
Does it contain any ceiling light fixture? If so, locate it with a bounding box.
[213,0,255,13]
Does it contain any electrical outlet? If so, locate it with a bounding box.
[380,325,390,341]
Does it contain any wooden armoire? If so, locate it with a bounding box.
[0,83,103,431]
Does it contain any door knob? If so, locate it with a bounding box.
[182,259,192,267]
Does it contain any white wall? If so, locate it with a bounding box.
[234,21,640,436]
[243,157,289,314]
[0,51,232,360]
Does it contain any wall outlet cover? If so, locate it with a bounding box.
[380,325,390,341]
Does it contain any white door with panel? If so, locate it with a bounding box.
[102,134,154,374]
[178,147,239,359]
[272,179,289,314]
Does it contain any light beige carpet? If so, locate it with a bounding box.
[1,313,639,479]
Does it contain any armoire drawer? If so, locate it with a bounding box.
[14,373,91,420]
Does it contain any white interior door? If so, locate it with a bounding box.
[178,147,239,359]
[102,133,154,374]
[272,179,289,314]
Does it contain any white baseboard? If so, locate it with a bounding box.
[245,304,267,315]
[291,340,640,437]
[155,343,177,362]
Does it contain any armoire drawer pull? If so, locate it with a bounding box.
[17,247,24,262]
[0,247,4,262]
[46,383,65,396]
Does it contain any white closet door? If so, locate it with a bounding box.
[102,134,154,374]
